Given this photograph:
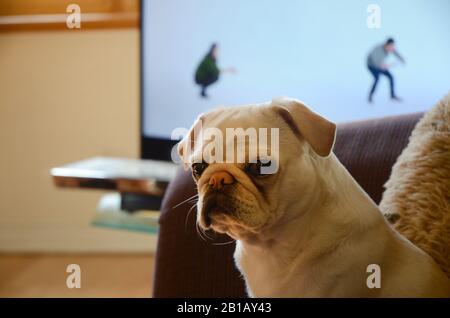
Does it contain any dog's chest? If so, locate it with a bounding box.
[234,241,307,297]
[233,240,370,297]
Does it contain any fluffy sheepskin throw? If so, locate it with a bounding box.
[380,93,450,278]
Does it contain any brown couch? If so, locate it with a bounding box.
[152,112,423,297]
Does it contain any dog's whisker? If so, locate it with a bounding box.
[195,222,210,242]
[197,222,214,240]
[195,222,205,239]
[194,223,204,241]
[172,194,199,209]
[184,203,198,231]
[201,228,215,240]
[212,240,236,246]
[197,222,217,242]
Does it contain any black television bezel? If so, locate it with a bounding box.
[139,1,178,161]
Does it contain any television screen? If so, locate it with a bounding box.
[141,0,450,157]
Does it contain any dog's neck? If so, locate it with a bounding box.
[235,154,391,297]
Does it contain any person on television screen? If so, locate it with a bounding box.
[194,43,235,98]
[367,38,405,103]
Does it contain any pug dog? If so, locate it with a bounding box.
[177,97,450,297]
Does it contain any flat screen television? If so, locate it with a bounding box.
[141,0,450,161]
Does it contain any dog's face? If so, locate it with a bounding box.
[178,98,336,240]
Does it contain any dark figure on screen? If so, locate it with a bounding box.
[194,43,235,98]
[367,38,405,103]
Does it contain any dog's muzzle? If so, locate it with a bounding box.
[199,170,236,227]
[201,192,234,228]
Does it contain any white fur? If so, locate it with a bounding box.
[183,98,450,297]
[235,154,449,297]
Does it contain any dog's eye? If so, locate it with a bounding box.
[192,161,208,179]
[246,160,271,177]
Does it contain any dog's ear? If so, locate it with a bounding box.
[177,114,204,170]
[271,97,336,157]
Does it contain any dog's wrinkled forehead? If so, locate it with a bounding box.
[178,98,336,166]
[202,104,271,131]
[189,105,279,164]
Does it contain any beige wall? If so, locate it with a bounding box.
[0,29,157,252]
